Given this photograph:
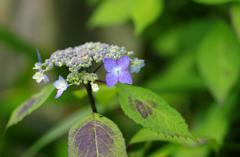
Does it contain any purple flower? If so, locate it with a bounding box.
[103,56,132,87]
[54,76,68,99]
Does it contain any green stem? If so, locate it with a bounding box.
[85,83,98,113]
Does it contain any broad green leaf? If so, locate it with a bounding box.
[146,53,204,92]
[129,143,151,157]
[149,145,177,157]
[117,85,199,145]
[95,85,118,106]
[88,0,163,33]
[130,128,198,146]
[131,0,163,34]
[172,146,209,157]
[148,94,237,157]
[170,94,237,157]
[153,26,182,57]
[21,108,90,157]
[68,113,128,157]
[231,3,240,39]
[73,89,87,99]
[22,104,118,157]
[88,0,133,28]
[193,95,237,150]
[54,139,68,157]
[197,20,240,103]
[193,0,237,5]
[153,20,212,57]
[129,149,145,157]
[73,85,118,106]
[7,84,54,128]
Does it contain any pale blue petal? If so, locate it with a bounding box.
[54,75,68,90]
[130,59,145,73]
[55,89,64,99]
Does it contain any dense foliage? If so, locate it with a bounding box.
[1,0,240,157]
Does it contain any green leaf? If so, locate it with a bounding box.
[6,84,54,128]
[88,0,133,28]
[130,128,198,146]
[172,146,209,157]
[153,19,212,57]
[149,145,177,157]
[153,20,212,57]
[197,20,240,103]
[73,85,118,106]
[193,0,237,5]
[131,0,163,34]
[153,26,183,57]
[231,3,240,39]
[170,94,237,157]
[145,53,204,92]
[95,85,118,106]
[22,104,118,157]
[21,108,90,157]
[68,113,128,157]
[147,94,237,157]
[129,143,151,157]
[193,95,237,149]
[117,85,199,145]
[88,0,163,33]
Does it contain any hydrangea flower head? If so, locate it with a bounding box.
[32,42,144,98]
[104,56,132,87]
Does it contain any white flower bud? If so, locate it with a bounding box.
[91,83,99,92]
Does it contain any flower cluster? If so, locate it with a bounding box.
[33,42,144,98]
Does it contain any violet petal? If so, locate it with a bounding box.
[103,58,117,72]
[117,56,130,70]
[119,70,132,84]
[106,72,118,87]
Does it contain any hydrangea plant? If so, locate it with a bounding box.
[32,42,144,100]
[7,42,200,157]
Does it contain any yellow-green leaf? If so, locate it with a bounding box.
[193,0,237,5]
[7,84,54,128]
[197,20,240,103]
[231,3,240,39]
[131,0,163,34]
[88,0,133,28]
[131,128,199,146]
[118,85,199,145]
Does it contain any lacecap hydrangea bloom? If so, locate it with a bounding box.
[33,42,144,98]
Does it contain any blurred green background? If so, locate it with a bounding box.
[1,0,240,157]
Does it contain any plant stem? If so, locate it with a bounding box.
[96,80,106,84]
[85,83,98,113]
[94,63,103,73]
